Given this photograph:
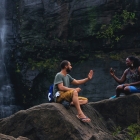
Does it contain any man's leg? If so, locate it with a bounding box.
[72,90,90,122]
[56,90,90,122]
[70,97,88,105]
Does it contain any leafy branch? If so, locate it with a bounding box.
[96,10,136,47]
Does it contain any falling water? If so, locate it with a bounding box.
[0,0,20,118]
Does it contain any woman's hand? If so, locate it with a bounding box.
[122,84,130,87]
[124,84,130,86]
[110,68,115,76]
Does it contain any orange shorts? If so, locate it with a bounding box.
[56,90,88,103]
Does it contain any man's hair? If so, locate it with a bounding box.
[128,56,140,67]
[60,60,69,69]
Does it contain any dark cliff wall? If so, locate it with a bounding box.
[18,0,140,51]
[7,0,140,107]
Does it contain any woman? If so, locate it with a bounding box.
[110,56,140,99]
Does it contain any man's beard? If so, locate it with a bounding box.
[66,68,71,73]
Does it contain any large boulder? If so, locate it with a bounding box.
[1,94,139,140]
[1,103,115,140]
[90,93,140,129]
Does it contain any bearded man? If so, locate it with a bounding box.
[53,60,93,123]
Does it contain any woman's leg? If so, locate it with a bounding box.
[123,86,131,95]
[116,85,125,97]
[124,86,140,95]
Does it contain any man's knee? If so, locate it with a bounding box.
[85,99,88,104]
[73,90,78,96]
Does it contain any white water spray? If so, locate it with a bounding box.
[0,0,20,118]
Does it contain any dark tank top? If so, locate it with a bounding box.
[126,67,140,88]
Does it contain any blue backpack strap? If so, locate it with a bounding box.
[48,84,54,102]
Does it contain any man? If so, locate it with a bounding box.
[53,60,94,122]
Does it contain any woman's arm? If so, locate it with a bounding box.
[110,68,127,84]
[123,81,140,87]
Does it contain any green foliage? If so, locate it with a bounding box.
[112,126,121,136]
[109,53,122,60]
[16,63,21,73]
[28,58,59,72]
[96,10,136,47]
[122,10,136,24]
[127,124,140,140]
[88,8,97,36]
[79,54,89,60]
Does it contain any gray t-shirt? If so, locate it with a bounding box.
[53,72,74,95]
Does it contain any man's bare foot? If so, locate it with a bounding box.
[76,115,91,122]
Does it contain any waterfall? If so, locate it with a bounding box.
[0,0,20,118]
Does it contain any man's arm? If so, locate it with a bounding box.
[57,82,74,91]
[72,78,89,85]
[71,70,93,85]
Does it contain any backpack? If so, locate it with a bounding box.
[48,84,54,102]
[48,84,70,109]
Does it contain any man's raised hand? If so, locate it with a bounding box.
[88,70,93,80]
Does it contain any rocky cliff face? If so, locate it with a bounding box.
[0,94,140,140]
[18,0,140,49]
[5,0,140,107]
